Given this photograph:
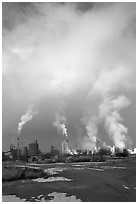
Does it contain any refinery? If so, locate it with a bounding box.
[3,135,136,163]
[2,103,136,163]
[2,2,136,202]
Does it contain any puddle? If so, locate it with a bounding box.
[73,165,85,170]
[28,192,81,202]
[102,166,126,170]
[14,165,40,169]
[2,195,26,202]
[46,192,82,202]
[44,167,66,175]
[30,195,45,202]
[3,192,79,202]
[27,162,65,166]
[111,166,126,169]
[32,177,72,182]
[73,164,84,167]
[88,167,104,171]
[37,194,44,198]
[73,167,84,170]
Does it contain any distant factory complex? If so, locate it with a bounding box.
[8,140,40,161]
[3,135,136,163]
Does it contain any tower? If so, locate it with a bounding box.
[61,140,69,154]
[17,136,20,160]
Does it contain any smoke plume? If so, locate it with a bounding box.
[17,104,38,135]
[99,95,131,149]
[2,3,135,151]
[82,66,133,150]
[53,113,68,138]
[81,116,98,151]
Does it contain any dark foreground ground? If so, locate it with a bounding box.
[2,157,136,202]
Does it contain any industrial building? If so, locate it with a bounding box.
[7,139,40,161]
[10,145,18,160]
[61,140,69,154]
[20,146,28,156]
[28,140,39,156]
[20,146,28,160]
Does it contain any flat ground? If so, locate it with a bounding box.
[2,157,136,202]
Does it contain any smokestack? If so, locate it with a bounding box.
[16,105,38,160]
[66,138,69,153]
[17,135,20,161]
[53,114,68,138]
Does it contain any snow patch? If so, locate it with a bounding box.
[32,177,72,182]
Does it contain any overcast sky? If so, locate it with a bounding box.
[2,2,136,152]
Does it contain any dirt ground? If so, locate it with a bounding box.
[2,157,136,202]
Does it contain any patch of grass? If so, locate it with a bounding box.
[2,166,48,182]
[2,167,23,182]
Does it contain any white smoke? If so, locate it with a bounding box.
[2,3,135,150]
[82,66,132,150]
[81,116,98,151]
[99,95,131,149]
[17,104,38,135]
[53,113,68,138]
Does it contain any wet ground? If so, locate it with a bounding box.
[2,160,136,202]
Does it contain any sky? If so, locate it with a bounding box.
[2,2,136,152]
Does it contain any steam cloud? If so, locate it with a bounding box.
[99,96,131,149]
[82,116,98,151]
[17,105,38,135]
[81,66,133,150]
[53,114,68,138]
[81,67,133,150]
[3,3,135,151]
